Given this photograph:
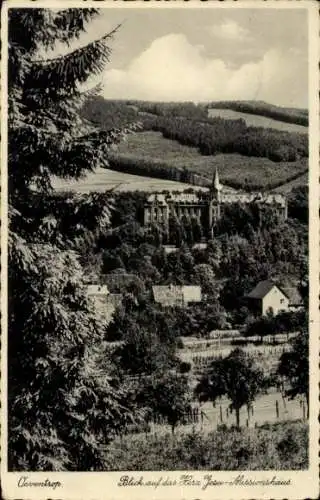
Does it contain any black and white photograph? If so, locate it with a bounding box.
[1,2,319,499]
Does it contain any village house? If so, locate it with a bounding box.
[87,284,122,322]
[245,280,303,316]
[152,284,202,308]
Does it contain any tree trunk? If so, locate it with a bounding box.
[235,407,240,429]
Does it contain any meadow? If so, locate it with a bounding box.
[52,129,307,194]
[272,172,308,193]
[103,420,308,470]
[51,167,209,193]
[112,131,308,191]
[80,98,308,193]
[208,108,308,134]
[206,100,308,127]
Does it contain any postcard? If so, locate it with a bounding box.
[1,1,319,499]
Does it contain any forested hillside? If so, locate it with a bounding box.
[81,97,308,192]
[141,114,307,161]
[108,132,307,192]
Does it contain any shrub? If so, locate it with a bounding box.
[103,420,308,470]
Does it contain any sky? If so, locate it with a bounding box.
[55,7,309,108]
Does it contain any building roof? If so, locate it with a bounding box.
[153,284,183,304]
[246,280,303,306]
[246,280,284,300]
[87,284,110,296]
[220,192,286,207]
[146,194,168,205]
[147,192,206,204]
[280,287,303,306]
[152,284,202,305]
[183,285,202,303]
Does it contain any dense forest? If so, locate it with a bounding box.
[142,115,308,162]
[82,97,308,163]
[107,154,211,188]
[83,97,308,127]
[81,96,308,192]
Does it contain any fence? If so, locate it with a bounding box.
[120,393,308,437]
[189,346,289,372]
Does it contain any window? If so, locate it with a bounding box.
[280,298,284,304]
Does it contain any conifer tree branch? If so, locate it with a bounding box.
[53,9,100,45]
[33,25,121,66]
[26,26,121,98]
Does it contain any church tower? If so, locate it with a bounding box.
[212,166,221,198]
[208,168,222,238]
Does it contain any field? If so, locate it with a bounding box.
[272,172,308,193]
[208,108,308,134]
[51,167,209,193]
[52,131,307,194]
[114,131,307,190]
[180,342,289,377]
[103,420,308,470]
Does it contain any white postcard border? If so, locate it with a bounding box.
[1,1,319,499]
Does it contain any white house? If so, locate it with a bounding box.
[246,280,290,316]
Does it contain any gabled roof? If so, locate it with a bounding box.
[280,287,303,306]
[246,280,286,300]
[152,284,202,305]
[153,285,184,304]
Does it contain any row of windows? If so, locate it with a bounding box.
[145,207,203,221]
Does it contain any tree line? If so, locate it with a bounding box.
[206,100,308,127]
[82,96,308,128]
[142,115,308,162]
[108,153,211,186]
[108,153,308,193]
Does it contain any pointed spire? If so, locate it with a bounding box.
[213,167,221,191]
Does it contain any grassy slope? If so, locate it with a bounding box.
[114,131,308,190]
[207,108,307,134]
[51,168,210,193]
[104,420,308,471]
[53,130,307,193]
[79,98,308,192]
[272,172,308,193]
[207,100,308,127]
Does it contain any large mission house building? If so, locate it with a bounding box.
[143,169,287,238]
